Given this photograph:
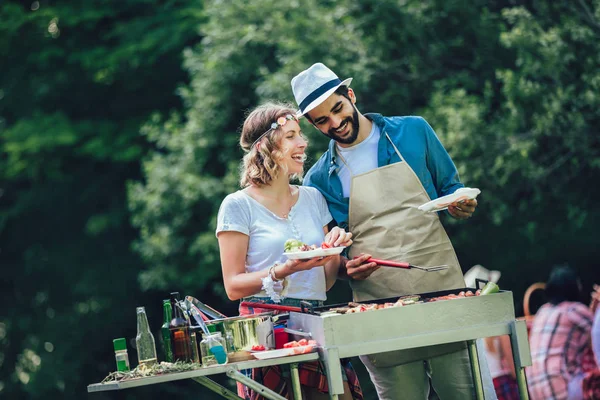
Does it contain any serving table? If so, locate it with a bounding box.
[88,352,318,400]
[89,289,532,400]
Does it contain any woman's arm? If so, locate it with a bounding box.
[218,231,335,300]
[218,231,268,300]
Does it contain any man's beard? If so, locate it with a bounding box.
[327,107,360,144]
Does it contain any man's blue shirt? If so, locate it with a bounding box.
[303,113,464,228]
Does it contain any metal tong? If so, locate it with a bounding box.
[364,257,449,272]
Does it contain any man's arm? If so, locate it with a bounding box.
[422,118,463,197]
[421,118,477,219]
[304,159,350,230]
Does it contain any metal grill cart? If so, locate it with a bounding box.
[287,288,532,400]
[88,352,318,400]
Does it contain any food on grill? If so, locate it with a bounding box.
[427,290,479,301]
[329,289,497,314]
[480,282,500,295]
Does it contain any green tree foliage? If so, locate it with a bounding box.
[424,2,600,303]
[128,0,370,304]
[132,0,599,315]
[2,0,599,399]
[0,1,203,398]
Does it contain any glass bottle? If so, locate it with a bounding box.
[225,330,236,354]
[189,328,200,364]
[200,332,228,366]
[135,307,157,366]
[169,292,180,315]
[169,299,192,362]
[161,300,174,362]
[113,338,130,372]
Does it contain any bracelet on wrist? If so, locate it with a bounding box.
[270,263,283,281]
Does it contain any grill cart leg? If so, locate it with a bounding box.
[510,320,532,400]
[191,376,242,399]
[467,340,485,400]
[289,363,303,400]
[320,347,344,399]
[225,368,286,400]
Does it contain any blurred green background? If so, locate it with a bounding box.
[1,0,598,398]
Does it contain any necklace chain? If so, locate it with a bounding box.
[281,185,294,218]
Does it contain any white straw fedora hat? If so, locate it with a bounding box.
[291,63,352,117]
[463,264,501,288]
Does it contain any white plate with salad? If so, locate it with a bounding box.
[283,238,345,260]
[285,246,346,260]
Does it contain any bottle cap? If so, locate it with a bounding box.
[113,338,127,351]
[207,324,217,333]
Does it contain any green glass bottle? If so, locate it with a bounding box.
[161,300,174,362]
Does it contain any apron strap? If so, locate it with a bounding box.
[385,132,405,162]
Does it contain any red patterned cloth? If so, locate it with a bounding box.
[492,374,520,400]
[583,370,600,400]
[527,301,597,400]
[237,301,363,400]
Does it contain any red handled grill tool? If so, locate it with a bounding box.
[358,257,449,272]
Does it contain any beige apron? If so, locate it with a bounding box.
[344,133,467,366]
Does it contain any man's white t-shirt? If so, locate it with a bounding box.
[336,123,381,198]
[216,186,332,301]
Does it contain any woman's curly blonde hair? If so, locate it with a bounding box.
[239,102,307,187]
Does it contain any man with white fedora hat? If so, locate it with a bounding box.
[291,63,494,400]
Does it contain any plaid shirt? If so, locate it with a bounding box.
[527,302,597,400]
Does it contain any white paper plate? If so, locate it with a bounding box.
[284,246,345,260]
[418,187,481,213]
[252,345,316,360]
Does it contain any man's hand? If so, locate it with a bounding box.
[341,253,380,280]
[448,198,477,219]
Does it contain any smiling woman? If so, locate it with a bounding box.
[239,103,308,188]
[215,102,361,399]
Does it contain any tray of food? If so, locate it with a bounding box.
[251,339,317,360]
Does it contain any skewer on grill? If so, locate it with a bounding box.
[360,257,449,272]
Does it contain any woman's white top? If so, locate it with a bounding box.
[216,185,332,301]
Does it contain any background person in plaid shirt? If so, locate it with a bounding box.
[582,285,600,400]
[526,265,597,400]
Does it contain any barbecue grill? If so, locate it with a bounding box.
[286,287,532,399]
